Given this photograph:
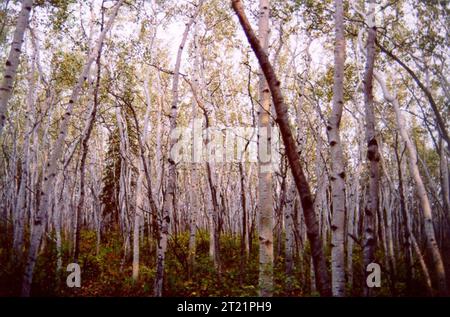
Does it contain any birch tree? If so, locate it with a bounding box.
[21,0,124,296]
[154,0,203,296]
[74,4,105,263]
[374,70,448,296]
[131,75,152,281]
[327,0,346,297]
[361,0,379,296]
[232,0,332,296]
[256,0,273,297]
[0,0,448,299]
[12,38,36,262]
[0,0,33,135]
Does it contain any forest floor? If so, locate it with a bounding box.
[0,226,443,297]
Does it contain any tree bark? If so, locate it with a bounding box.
[238,161,248,284]
[394,134,413,290]
[231,0,331,296]
[285,177,296,290]
[187,24,201,280]
[327,0,346,297]
[411,233,434,296]
[256,0,274,297]
[132,74,153,281]
[0,0,33,135]
[13,44,36,262]
[362,0,379,297]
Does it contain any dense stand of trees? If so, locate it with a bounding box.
[0,0,449,297]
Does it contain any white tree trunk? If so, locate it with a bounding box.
[284,178,296,289]
[154,1,203,296]
[374,70,448,296]
[257,0,274,297]
[0,0,33,135]
[187,25,201,277]
[53,174,64,272]
[132,74,153,281]
[20,0,124,296]
[13,45,36,261]
[115,105,131,269]
[360,0,379,296]
[328,0,346,297]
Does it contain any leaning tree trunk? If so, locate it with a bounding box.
[374,70,448,296]
[410,233,434,296]
[0,0,33,136]
[256,0,274,297]
[232,0,331,296]
[327,0,346,297]
[20,0,124,296]
[154,1,203,297]
[375,41,450,151]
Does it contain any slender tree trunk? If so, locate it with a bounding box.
[395,144,413,288]
[375,70,448,296]
[115,104,131,270]
[20,0,124,296]
[256,0,274,297]
[188,48,221,274]
[188,168,198,278]
[132,74,153,281]
[154,71,163,214]
[53,174,64,273]
[383,186,396,291]
[0,0,33,135]
[74,15,104,262]
[232,0,331,296]
[346,162,361,290]
[327,0,346,297]
[362,0,379,297]
[187,23,202,280]
[205,158,221,271]
[285,177,296,290]
[154,1,203,296]
[13,46,36,262]
[376,41,450,151]
[238,161,247,284]
[410,233,434,296]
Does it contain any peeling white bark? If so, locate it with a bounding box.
[0,0,33,135]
